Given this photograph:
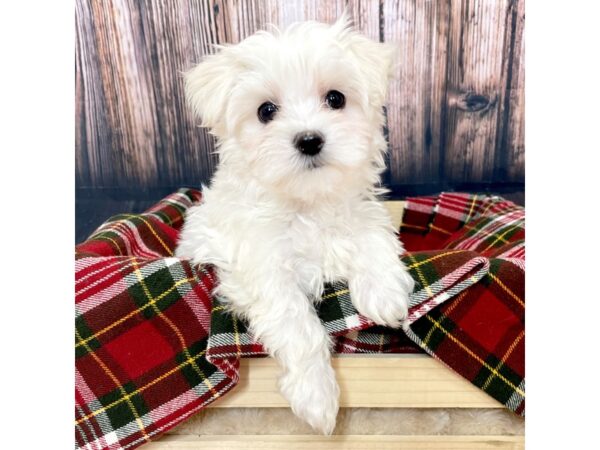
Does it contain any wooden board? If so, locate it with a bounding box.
[146,434,524,449]
[443,0,519,184]
[208,355,502,409]
[75,0,524,192]
[503,0,525,183]
[383,0,450,185]
[134,199,519,448]
[383,200,405,229]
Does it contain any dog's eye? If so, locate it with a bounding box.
[257,102,278,123]
[325,90,345,110]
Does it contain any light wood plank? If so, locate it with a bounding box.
[383,200,405,229]
[443,0,519,183]
[503,0,525,183]
[146,434,524,449]
[383,0,450,185]
[76,1,525,191]
[208,356,502,409]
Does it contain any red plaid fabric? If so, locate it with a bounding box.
[75,189,524,450]
[75,190,238,450]
[401,193,525,415]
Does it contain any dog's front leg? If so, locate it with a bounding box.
[216,268,339,434]
[348,228,415,329]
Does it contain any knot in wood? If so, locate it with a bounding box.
[456,92,491,112]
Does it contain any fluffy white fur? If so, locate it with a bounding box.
[175,15,414,434]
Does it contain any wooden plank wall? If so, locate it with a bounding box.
[75,0,524,195]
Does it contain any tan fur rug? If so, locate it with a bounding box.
[169,408,524,436]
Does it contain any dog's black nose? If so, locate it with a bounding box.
[294,131,324,156]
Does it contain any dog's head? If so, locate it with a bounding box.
[185,15,395,202]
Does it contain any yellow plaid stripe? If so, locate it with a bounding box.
[489,272,525,308]
[482,330,524,390]
[75,276,196,349]
[75,348,208,425]
[421,290,469,349]
[147,200,186,226]
[481,199,499,217]
[88,214,174,257]
[407,252,434,298]
[442,220,516,249]
[130,260,217,397]
[75,260,219,426]
[74,328,150,442]
[93,234,124,256]
[428,224,453,235]
[132,215,174,256]
[232,315,242,357]
[322,288,349,300]
[106,214,174,257]
[442,289,469,316]
[421,319,438,348]
[457,221,510,241]
[464,196,478,222]
[482,223,523,252]
[406,250,463,270]
[423,315,525,396]
[399,223,429,231]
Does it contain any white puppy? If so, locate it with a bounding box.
[176,15,415,434]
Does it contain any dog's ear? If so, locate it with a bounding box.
[184,49,240,135]
[332,14,395,108]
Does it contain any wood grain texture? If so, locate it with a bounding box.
[146,435,524,449]
[383,0,450,184]
[207,356,503,409]
[75,0,524,192]
[503,0,525,182]
[383,200,405,229]
[442,0,524,184]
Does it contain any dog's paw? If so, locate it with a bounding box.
[279,361,339,435]
[349,268,414,328]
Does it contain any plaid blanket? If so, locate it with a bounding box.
[400,193,525,415]
[75,189,524,450]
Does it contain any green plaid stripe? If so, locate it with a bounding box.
[207,251,489,359]
[127,261,186,320]
[445,211,525,254]
[403,253,525,415]
[76,189,525,450]
[98,382,151,431]
[76,315,102,358]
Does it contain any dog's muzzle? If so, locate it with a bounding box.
[294,131,324,156]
